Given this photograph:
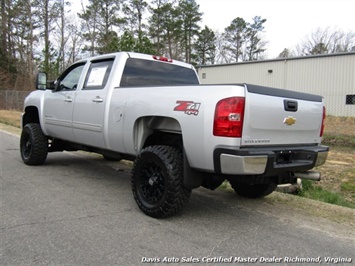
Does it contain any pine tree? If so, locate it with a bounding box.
[177,0,202,63]
[245,16,267,61]
[224,17,247,62]
[148,0,169,55]
[79,0,124,55]
[194,26,216,65]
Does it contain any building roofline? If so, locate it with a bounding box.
[197,51,355,68]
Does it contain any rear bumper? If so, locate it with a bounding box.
[214,145,329,176]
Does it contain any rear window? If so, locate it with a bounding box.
[120,58,199,87]
[83,59,114,90]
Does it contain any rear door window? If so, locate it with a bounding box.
[83,59,114,90]
[120,58,199,87]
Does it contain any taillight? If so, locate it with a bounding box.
[320,106,326,137]
[153,55,173,63]
[213,97,245,137]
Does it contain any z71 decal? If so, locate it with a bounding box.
[174,100,201,116]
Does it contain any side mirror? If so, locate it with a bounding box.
[36,72,47,90]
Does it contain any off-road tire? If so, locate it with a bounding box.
[131,145,191,218]
[229,181,277,198]
[20,123,48,165]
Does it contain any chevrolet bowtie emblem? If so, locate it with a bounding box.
[283,116,296,126]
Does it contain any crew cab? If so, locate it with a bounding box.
[20,52,328,218]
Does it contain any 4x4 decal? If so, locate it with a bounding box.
[174,100,201,116]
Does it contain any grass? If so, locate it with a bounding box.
[1,109,354,209]
[298,180,355,209]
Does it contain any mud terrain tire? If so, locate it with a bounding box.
[131,145,191,218]
[20,123,48,165]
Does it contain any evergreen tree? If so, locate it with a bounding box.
[1,0,18,89]
[158,2,182,58]
[148,0,169,55]
[117,31,155,54]
[177,0,202,63]
[79,0,124,55]
[245,16,267,61]
[123,0,148,39]
[36,0,61,77]
[9,0,41,88]
[224,17,247,62]
[194,26,216,65]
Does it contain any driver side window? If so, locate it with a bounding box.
[57,64,85,91]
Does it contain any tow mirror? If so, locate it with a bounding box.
[36,72,47,90]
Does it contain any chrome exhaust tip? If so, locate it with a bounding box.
[295,171,321,181]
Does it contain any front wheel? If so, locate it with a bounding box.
[20,123,48,165]
[229,181,277,198]
[131,145,191,218]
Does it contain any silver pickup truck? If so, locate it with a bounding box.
[20,52,328,218]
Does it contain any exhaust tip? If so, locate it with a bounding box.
[295,171,321,181]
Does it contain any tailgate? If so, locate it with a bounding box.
[242,84,324,147]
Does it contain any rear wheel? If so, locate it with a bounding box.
[20,123,48,165]
[131,145,191,218]
[229,180,277,198]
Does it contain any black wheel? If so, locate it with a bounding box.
[131,145,191,218]
[229,181,277,198]
[20,123,48,165]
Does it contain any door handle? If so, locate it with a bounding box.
[64,97,73,103]
[284,100,298,112]
[92,97,104,103]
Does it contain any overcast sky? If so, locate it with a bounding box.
[74,0,355,59]
[196,0,355,58]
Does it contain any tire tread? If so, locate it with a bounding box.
[131,145,191,218]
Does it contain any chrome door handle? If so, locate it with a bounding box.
[64,97,73,103]
[92,97,104,103]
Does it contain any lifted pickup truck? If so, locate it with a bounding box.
[21,52,328,218]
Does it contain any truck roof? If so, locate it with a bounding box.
[75,52,195,70]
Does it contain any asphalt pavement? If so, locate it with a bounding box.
[1,130,354,265]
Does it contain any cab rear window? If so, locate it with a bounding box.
[120,58,199,87]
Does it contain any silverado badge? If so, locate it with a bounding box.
[283,116,296,126]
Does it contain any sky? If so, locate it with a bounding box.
[196,0,355,58]
[73,0,355,59]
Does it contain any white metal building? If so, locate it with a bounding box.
[197,52,355,117]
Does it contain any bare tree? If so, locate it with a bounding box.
[214,31,231,64]
[66,17,85,65]
[296,27,355,56]
[54,0,70,74]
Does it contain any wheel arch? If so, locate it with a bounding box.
[133,116,204,189]
[133,116,183,151]
[22,106,40,128]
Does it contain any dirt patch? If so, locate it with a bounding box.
[324,116,355,136]
[0,110,22,128]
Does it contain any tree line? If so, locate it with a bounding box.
[1,0,354,91]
